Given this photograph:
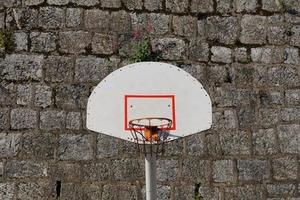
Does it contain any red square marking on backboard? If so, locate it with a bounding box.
[124,95,176,131]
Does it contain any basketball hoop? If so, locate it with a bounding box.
[129,117,172,155]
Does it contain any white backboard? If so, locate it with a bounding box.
[87,62,212,143]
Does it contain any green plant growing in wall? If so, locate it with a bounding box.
[128,37,163,64]
[0,30,14,52]
[127,22,163,64]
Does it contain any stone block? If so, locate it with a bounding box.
[70,0,99,6]
[234,0,257,12]
[148,13,170,35]
[253,65,268,87]
[216,0,232,13]
[214,86,257,107]
[66,8,83,28]
[267,26,288,45]
[173,185,194,200]
[197,20,206,40]
[220,131,250,155]
[118,139,138,157]
[0,83,15,106]
[110,11,132,34]
[50,162,82,181]
[267,66,299,87]
[144,0,163,10]
[235,65,254,86]
[212,110,238,130]
[273,156,297,180]
[84,10,111,31]
[151,38,186,60]
[284,48,299,64]
[74,56,109,82]
[267,183,296,196]
[0,54,43,81]
[0,12,4,28]
[157,160,178,181]
[59,134,94,160]
[213,160,234,183]
[102,185,138,200]
[262,0,281,11]
[38,7,65,29]
[35,85,52,108]
[186,134,205,156]
[82,183,102,200]
[0,183,15,200]
[66,112,81,130]
[253,129,277,155]
[206,133,222,156]
[173,16,197,37]
[23,0,44,5]
[198,187,220,200]
[259,109,280,127]
[0,108,9,129]
[237,160,268,181]
[290,26,300,47]
[16,182,50,200]
[235,47,249,63]
[206,16,239,44]
[5,160,48,178]
[224,185,264,199]
[11,108,37,129]
[59,31,92,54]
[281,108,300,122]
[92,33,117,55]
[238,106,256,128]
[13,32,28,51]
[290,25,300,47]
[40,110,65,130]
[1,0,21,7]
[163,139,183,156]
[47,0,69,5]
[57,183,83,199]
[278,124,300,154]
[189,41,209,61]
[111,158,143,181]
[21,132,55,159]
[259,90,283,106]
[82,161,111,181]
[6,8,39,29]
[0,133,21,157]
[17,84,33,105]
[191,0,214,13]
[211,46,232,63]
[142,185,171,200]
[55,84,89,109]
[181,63,206,83]
[207,65,233,86]
[251,47,284,63]
[182,158,210,183]
[44,56,73,83]
[122,0,143,10]
[166,0,189,13]
[97,134,118,158]
[285,89,300,105]
[240,15,267,44]
[0,162,3,175]
[101,0,121,8]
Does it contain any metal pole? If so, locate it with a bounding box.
[145,148,157,200]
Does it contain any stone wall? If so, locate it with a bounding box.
[0,0,299,199]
